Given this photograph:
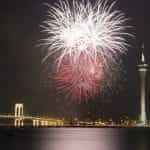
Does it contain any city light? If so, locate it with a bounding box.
[0,103,149,127]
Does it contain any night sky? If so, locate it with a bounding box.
[0,0,148,120]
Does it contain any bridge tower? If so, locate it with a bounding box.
[14,103,24,127]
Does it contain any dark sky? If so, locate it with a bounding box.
[0,0,148,120]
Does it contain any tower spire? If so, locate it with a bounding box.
[141,44,145,63]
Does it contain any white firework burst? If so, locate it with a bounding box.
[41,0,132,67]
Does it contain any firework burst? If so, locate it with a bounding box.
[41,0,132,67]
[40,0,133,101]
[54,54,104,101]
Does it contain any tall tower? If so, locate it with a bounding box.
[138,44,148,125]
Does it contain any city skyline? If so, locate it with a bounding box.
[0,103,145,127]
[0,0,147,120]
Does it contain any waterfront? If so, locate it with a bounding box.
[0,127,149,150]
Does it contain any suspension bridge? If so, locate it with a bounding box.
[0,103,64,127]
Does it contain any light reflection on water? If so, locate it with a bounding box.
[38,128,124,150]
[0,127,149,150]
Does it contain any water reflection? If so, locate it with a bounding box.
[39,128,124,150]
[0,127,149,150]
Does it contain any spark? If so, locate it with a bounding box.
[40,0,133,101]
[41,0,132,67]
[54,54,104,101]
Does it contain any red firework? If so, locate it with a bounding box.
[54,54,104,102]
